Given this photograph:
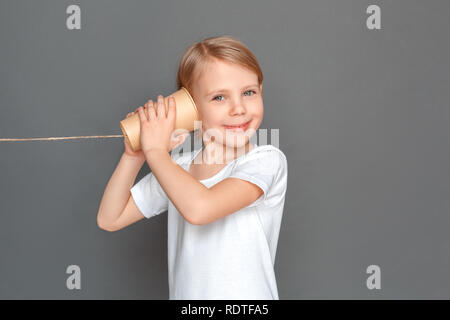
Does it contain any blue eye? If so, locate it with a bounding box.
[213,95,225,102]
[212,90,256,102]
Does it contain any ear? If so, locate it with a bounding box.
[259,83,263,96]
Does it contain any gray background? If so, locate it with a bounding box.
[1,0,449,299]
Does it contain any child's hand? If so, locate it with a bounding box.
[123,109,145,160]
[137,95,188,156]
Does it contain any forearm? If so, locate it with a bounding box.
[97,153,145,226]
[145,149,208,224]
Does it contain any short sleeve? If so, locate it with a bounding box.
[130,172,169,219]
[228,146,288,208]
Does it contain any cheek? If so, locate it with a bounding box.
[202,109,225,124]
[249,96,263,110]
[258,106,264,118]
[250,102,264,119]
[199,113,224,130]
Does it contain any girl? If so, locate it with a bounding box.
[97,35,288,300]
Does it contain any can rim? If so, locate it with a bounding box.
[180,87,198,114]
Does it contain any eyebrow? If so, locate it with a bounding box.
[205,84,259,98]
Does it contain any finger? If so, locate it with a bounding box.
[167,96,176,123]
[146,100,154,119]
[148,102,157,120]
[137,106,147,122]
[156,95,166,119]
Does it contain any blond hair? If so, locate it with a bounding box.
[176,35,263,95]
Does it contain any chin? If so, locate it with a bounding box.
[222,132,251,149]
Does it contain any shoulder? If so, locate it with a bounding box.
[252,144,286,161]
[228,145,287,208]
[231,144,287,178]
[237,144,287,169]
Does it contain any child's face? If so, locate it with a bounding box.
[191,58,263,149]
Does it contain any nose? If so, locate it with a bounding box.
[229,97,246,116]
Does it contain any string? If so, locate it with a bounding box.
[0,134,124,142]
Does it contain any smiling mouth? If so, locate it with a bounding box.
[224,120,251,130]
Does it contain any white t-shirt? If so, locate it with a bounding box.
[130,143,288,300]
